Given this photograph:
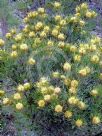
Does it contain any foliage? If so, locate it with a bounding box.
[1,1,102,135]
[46,0,85,14]
[14,0,33,11]
[0,0,19,29]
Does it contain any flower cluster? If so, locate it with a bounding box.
[2,82,31,110]
[1,1,102,129]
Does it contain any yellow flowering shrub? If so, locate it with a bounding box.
[1,1,102,135]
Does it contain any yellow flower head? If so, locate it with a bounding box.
[32,11,38,18]
[10,51,18,58]
[28,58,36,65]
[0,39,4,47]
[27,12,33,18]
[74,55,81,62]
[10,28,16,34]
[0,90,5,96]
[38,100,45,108]
[52,71,60,78]
[43,26,50,33]
[69,87,77,94]
[78,101,86,110]
[92,116,100,125]
[70,17,78,23]
[89,45,96,51]
[40,13,47,19]
[40,77,49,86]
[99,73,102,80]
[76,6,80,13]
[55,25,61,31]
[6,33,12,39]
[35,22,43,31]
[58,33,65,41]
[79,20,85,26]
[54,1,61,8]
[41,87,48,95]
[75,13,80,17]
[84,44,90,50]
[64,78,71,86]
[60,19,67,26]
[14,93,21,100]
[40,31,47,38]
[3,97,9,105]
[17,84,24,92]
[99,61,102,67]
[58,41,65,48]
[60,75,66,80]
[71,80,79,88]
[52,29,59,37]
[20,44,28,51]
[29,31,35,38]
[12,44,17,50]
[70,46,77,52]
[15,33,22,42]
[75,119,83,127]
[54,87,61,94]
[68,96,78,105]
[38,7,45,14]
[81,3,88,10]
[48,86,54,94]
[34,38,41,44]
[47,40,54,46]
[90,89,98,97]
[86,11,92,18]
[44,95,51,102]
[55,105,63,113]
[23,82,31,91]
[55,15,62,21]
[91,11,97,17]
[64,111,72,118]
[16,102,23,110]
[51,93,58,99]
[78,69,87,77]
[23,28,29,33]
[79,47,86,55]
[91,55,99,64]
[23,17,29,23]
[85,66,91,74]
[63,62,71,71]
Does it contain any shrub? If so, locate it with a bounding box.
[1,1,102,135]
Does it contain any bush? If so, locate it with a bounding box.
[1,1,102,135]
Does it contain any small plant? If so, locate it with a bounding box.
[1,1,102,135]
